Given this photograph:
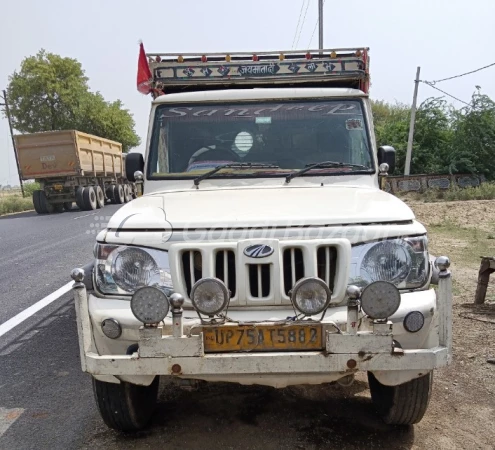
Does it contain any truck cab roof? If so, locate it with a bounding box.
[152,87,368,104]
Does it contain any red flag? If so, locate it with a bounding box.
[137,42,152,95]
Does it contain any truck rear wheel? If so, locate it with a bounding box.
[32,190,44,214]
[368,372,433,425]
[123,184,130,203]
[33,190,54,214]
[113,184,125,204]
[92,376,159,432]
[95,186,105,209]
[82,186,97,210]
[75,187,85,210]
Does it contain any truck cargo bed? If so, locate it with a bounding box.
[15,130,123,180]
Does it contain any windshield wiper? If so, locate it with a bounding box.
[285,161,372,183]
[194,162,280,186]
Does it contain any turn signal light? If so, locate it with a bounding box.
[305,52,312,60]
[279,53,285,61]
[155,56,161,63]
[226,54,231,62]
[252,54,259,61]
[178,55,184,63]
[330,51,337,58]
[201,55,207,63]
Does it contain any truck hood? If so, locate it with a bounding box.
[106,185,415,230]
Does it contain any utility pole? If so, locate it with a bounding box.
[318,0,324,52]
[404,67,421,176]
[0,89,24,197]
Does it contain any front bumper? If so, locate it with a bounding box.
[73,273,452,388]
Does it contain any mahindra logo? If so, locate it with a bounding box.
[244,244,274,258]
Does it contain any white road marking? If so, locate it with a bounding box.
[73,213,96,220]
[0,282,73,338]
[0,407,24,437]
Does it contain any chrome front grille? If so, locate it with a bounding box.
[181,250,202,297]
[248,264,271,298]
[317,246,338,292]
[215,250,236,297]
[169,239,350,306]
[283,247,305,296]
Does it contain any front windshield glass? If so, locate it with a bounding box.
[148,99,373,179]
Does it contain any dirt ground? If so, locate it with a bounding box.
[85,200,495,450]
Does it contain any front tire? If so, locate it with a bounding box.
[92,376,159,432]
[368,372,433,425]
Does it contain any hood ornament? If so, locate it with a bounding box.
[244,244,274,258]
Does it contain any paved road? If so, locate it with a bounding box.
[0,206,412,450]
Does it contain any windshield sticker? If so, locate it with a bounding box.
[160,103,361,119]
[346,118,363,130]
[256,117,272,124]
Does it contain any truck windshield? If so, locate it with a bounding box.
[147,99,373,179]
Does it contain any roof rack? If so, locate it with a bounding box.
[145,48,370,96]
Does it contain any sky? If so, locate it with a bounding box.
[1,0,494,186]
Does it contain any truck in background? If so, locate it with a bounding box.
[15,130,137,214]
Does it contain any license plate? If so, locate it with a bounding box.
[203,324,323,353]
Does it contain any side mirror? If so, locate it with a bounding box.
[378,146,396,174]
[125,153,145,182]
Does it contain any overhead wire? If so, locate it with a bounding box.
[421,81,471,107]
[291,1,306,49]
[294,0,311,49]
[429,62,495,84]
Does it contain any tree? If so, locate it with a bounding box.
[7,50,88,132]
[6,49,140,152]
[371,100,410,174]
[372,98,453,175]
[78,93,141,152]
[450,90,495,179]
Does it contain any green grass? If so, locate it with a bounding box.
[422,182,495,202]
[427,217,495,267]
[0,195,34,215]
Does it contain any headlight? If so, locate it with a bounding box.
[290,277,331,316]
[95,244,173,295]
[349,236,429,289]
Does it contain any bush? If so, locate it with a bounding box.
[422,183,495,202]
[23,182,40,197]
[0,195,34,215]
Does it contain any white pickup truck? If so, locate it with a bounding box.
[72,47,452,432]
